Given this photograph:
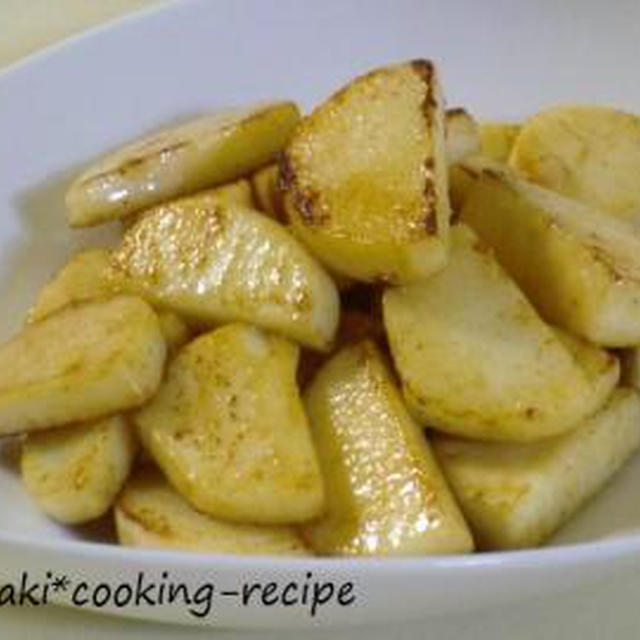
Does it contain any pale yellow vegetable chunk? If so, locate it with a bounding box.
[135,323,324,524]
[0,296,166,436]
[28,249,113,322]
[115,467,309,555]
[460,165,640,346]
[433,389,640,550]
[383,224,619,442]
[445,108,481,164]
[282,60,451,284]
[27,247,191,353]
[22,415,136,524]
[509,105,640,223]
[66,102,301,227]
[302,340,474,556]
[479,122,521,162]
[106,194,339,350]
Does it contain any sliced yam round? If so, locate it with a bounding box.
[22,415,136,524]
[433,389,640,549]
[135,323,325,525]
[383,225,619,442]
[115,467,309,555]
[106,194,339,351]
[509,104,640,223]
[67,102,301,227]
[0,295,166,436]
[28,249,113,323]
[302,340,473,556]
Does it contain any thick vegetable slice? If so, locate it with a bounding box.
[66,102,300,227]
[22,415,136,524]
[281,60,451,283]
[115,468,309,555]
[460,165,640,346]
[107,194,339,350]
[433,389,640,550]
[0,296,166,435]
[509,105,640,223]
[135,323,325,524]
[383,224,619,442]
[302,340,473,556]
[28,247,191,352]
[28,249,113,322]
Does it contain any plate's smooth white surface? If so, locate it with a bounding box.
[2,0,640,629]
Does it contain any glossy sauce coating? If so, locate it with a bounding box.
[303,341,473,556]
[107,194,339,350]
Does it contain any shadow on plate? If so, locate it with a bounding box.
[0,166,119,340]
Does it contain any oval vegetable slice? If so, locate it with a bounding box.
[107,194,339,351]
[0,295,166,436]
[22,415,136,524]
[509,104,640,223]
[115,467,309,555]
[28,249,113,323]
[135,323,325,525]
[66,102,301,227]
[460,165,640,346]
[383,224,619,442]
[433,389,640,550]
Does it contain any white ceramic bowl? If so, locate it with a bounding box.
[2,0,640,629]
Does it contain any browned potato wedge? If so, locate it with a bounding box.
[0,296,166,436]
[281,60,451,284]
[509,105,640,223]
[479,122,521,162]
[115,467,309,555]
[446,108,481,164]
[135,323,324,524]
[22,415,136,524]
[302,340,473,556]
[460,164,640,346]
[383,224,619,442]
[433,389,640,550]
[66,102,301,227]
[250,164,285,221]
[107,194,339,350]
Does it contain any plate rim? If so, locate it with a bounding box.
[0,0,639,578]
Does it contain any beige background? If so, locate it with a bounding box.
[0,0,162,68]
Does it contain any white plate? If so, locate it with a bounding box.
[2,0,640,629]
